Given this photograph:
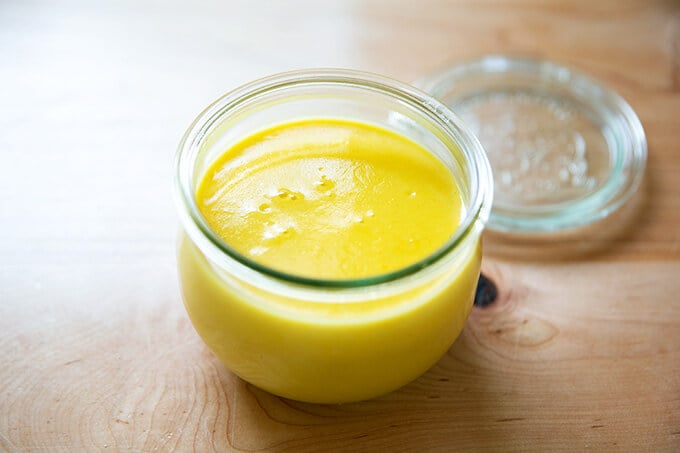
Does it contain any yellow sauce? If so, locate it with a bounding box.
[196,119,463,279]
[177,119,480,402]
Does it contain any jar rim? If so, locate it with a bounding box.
[175,69,493,288]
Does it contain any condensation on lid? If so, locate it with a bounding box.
[416,56,647,234]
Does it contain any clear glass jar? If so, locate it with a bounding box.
[174,69,493,403]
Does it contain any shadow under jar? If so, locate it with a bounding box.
[174,70,493,403]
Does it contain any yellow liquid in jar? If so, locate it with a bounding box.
[196,119,463,279]
[178,119,480,403]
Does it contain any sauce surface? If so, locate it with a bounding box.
[197,119,463,279]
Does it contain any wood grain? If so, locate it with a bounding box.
[1,0,679,451]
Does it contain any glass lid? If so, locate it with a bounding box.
[416,55,647,234]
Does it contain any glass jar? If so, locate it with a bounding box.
[174,69,493,403]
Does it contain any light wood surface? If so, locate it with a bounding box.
[1,0,679,451]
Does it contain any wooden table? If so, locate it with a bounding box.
[1,0,678,451]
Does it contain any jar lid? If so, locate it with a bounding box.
[416,56,647,234]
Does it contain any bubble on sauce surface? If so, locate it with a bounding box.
[314,175,336,192]
[273,188,304,201]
